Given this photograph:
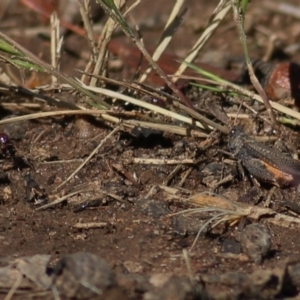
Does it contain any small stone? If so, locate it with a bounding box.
[239,224,271,264]
[287,262,300,288]
[123,261,144,273]
[222,238,241,254]
[136,198,169,219]
[52,252,115,299]
[143,275,209,300]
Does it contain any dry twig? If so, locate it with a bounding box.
[55,125,121,191]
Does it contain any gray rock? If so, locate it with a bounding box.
[52,252,115,299]
[143,275,209,300]
[136,198,169,218]
[239,224,271,264]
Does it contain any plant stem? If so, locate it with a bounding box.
[231,0,279,130]
[97,0,196,111]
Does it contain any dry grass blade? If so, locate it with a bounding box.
[190,210,240,250]
[0,83,84,110]
[76,0,101,85]
[55,125,121,191]
[187,66,300,122]
[190,192,300,228]
[167,191,300,249]
[73,222,108,229]
[225,81,300,121]
[0,108,208,138]
[4,272,22,300]
[36,188,95,211]
[231,0,278,129]
[176,102,229,134]
[51,285,60,300]
[170,204,244,250]
[139,0,186,83]
[50,13,63,84]
[37,159,83,165]
[84,73,228,132]
[0,109,109,124]
[122,119,208,137]
[132,158,195,165]
[78,81,226,132]
[87,0,126,87]
[80,281,102,296]
[174,0,231,81]
[189,193,239,210]
[0,31,109,109]
[76,0,97,57]
[124,0,140,14]
[96,0,195,110]
[182,249,194,282]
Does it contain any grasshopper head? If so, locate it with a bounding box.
[228,126,245,154]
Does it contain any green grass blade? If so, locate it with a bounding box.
[0,39,22,55]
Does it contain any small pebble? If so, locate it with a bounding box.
[239,223,271,264]
[52,252,115,299]
[136,198,169,219]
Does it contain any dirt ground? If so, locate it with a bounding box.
[1,0,300,299]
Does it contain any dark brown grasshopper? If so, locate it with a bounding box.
[228,126,300,187]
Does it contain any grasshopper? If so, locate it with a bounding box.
[228,126,300,187]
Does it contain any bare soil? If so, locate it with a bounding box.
[1,0,300,299]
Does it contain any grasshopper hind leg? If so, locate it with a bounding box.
[242,158,279,186]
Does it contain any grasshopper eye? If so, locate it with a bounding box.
[230,126,242,136]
